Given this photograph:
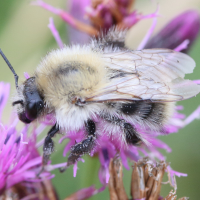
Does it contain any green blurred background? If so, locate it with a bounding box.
[0,0,200,199]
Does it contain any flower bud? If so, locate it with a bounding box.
[145,10,200,53]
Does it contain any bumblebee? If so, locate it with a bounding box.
[1,29,200,170]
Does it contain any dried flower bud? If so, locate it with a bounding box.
[108,157,128,200]
[108,158,189,200]
[131,160,146,199]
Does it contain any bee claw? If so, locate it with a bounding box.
[59,166,69,173]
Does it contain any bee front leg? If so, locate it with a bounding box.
[43,123,59,165]
[60,120,96,172]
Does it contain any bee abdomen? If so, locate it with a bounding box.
[120,102,174,126]
[120,103,138,115]
[141,103,165,123]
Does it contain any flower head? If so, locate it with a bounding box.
[33,0,158,43]
[145,10,200,53]
[0,83,47,193]
[31,0,200,189]
[59,101,200,185]
[0,82,64,199]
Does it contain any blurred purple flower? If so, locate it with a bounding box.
[48,18,64,49]
[0,82,49,195]
[33,0,158,42]
[67,0,91,44]
[64,185,105,200]
[145,10,200,53]
[0,82,67,199]
[32,0,98,39]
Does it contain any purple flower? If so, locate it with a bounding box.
[31,0,200,187]
[32,0,158,41]
[145,10,200,53]
[67,0,92,44]
[64,185,105,200]
[0,82,68,198]
[0,82,49,194]
[2,2,200,199]
[59,102,200,185]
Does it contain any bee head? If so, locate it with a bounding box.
[0,49,44,124]
[12,77,44,124]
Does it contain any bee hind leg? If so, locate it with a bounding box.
[123,122,141,145]
[100,113,141,145]
[60,119,96,172]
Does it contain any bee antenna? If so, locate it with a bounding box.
[0,48,19,89]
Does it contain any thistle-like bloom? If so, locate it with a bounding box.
[59,103,200,185]
[0,82,46,196]
[2,1,200,199]
[145,10,200,53]
[33,0,200,187]
[0,82,65,199]
[32,0,158,43]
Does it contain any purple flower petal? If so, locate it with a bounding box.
[45,162,67,171]
[73,162,78,177]
[24,72,30,79]
[120,149,130,170]
[121,8,159,29]
[48,17,64,48]
[31,0,60,15]
[183,106,200,126]
[68,0,91,44]
[174,39,190,52]
[67,185,104,200]
[167,166,187,187]
[193,80,200,84]
[137,17,157,50]
[150,138,171,153]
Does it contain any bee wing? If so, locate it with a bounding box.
[86,48,200,102]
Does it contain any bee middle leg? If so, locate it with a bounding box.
[101,113,141,145]
[60,119,96,172]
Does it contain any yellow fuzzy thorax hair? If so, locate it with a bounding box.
[34,45,107,109]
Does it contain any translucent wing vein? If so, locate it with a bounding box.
[86,48,200,103]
